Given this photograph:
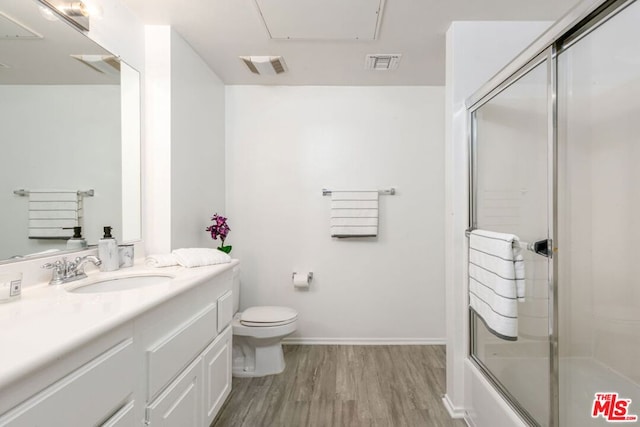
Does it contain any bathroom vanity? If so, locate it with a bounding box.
[0,260,238,426]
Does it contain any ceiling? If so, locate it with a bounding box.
[121,0,579,86]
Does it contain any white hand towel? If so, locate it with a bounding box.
[172,248,231,268]
[145,253,178,267]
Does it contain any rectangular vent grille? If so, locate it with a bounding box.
[365,54,401,71]
[239,56,288,75]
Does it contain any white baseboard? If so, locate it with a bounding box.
[281,337,446,345]
[442,394,467,419]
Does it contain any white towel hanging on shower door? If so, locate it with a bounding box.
[468,229,526,340]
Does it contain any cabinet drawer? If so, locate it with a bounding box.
[0,338,134,426]
[147,304,217,400]
[217,290,233,333]
[203,325,232,425]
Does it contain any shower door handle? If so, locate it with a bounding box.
[532,239,552,258]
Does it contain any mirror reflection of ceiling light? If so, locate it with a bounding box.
[57,2,89,18]
[59,1,103,19]
[38,5,59,21]
[37,0,102,31]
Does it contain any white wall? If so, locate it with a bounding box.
[170,32,226,250]
[444,20,551,422]
[226,86,445,342]
[145,26,226,254]
[0,85,122,258]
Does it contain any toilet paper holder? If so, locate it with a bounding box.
[292,272,313,282]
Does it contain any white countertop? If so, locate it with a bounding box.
[0,259,239,391]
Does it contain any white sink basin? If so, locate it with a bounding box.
[69,274,175,294]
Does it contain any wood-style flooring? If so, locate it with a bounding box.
[212,345,466,427]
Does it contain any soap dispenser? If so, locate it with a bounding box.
[98,226,119,272]
[66,226,87,250]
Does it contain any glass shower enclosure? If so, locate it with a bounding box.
[467,0,640,425]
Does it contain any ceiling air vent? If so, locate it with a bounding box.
[240,56,288,75]
[365,54,401,71]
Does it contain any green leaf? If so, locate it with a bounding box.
[218,245,232,254]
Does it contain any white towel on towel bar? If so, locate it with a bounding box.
[468,229,526,340]
[27,190,81,239]
[330,191,379,237]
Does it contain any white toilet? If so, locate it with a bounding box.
[232,267,298,377]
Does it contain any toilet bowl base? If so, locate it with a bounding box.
[232,335,286,377]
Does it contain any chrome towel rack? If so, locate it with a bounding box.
[465,228,552,258]
[13,189,95,197]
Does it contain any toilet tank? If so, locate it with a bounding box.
[232,265,240,313]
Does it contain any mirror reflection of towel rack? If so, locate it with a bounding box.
[13,189,95,197]
[322,188,395,196]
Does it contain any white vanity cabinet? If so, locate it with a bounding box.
[140,272,234,426]
[0,262,237,427]
[0,334,136,427]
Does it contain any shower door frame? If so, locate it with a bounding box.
[465,0,636,425]
[467,48,555,427]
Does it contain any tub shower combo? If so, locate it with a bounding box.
[466,0,640,425]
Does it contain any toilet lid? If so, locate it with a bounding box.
[240,306,298,327]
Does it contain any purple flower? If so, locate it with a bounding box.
[206,213,231,247]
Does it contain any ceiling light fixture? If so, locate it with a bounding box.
[37,0,102,31]
[239,56,288,75]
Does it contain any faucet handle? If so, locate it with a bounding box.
[42,260,63,270]
[42,260,65,284]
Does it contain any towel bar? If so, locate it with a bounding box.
[322,188,395,196]
[14,189,94,197]
[465,228,552,258]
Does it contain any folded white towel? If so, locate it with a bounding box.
[172,248,231,268]
[330,190,379,237]
[145,253,178,267]
[28,190,81,239]
[469,229,526,341]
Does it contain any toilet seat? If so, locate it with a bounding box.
[240,306,298,327]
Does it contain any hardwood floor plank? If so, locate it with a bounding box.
[212,345,466,427]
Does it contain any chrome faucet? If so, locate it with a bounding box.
[42,256,102,285]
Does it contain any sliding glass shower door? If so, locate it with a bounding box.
[557,0,640,425]
[468,1,640,426]
[470,58,552,426]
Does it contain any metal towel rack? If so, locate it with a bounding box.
[465,227,551,258]
[13,189,95,197]
[322,188,396,196]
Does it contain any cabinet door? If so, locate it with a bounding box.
[146,358,203,426]
[202,326,232,425]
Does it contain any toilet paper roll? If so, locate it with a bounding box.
[293,272,310,289]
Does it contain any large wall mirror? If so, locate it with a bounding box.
[0,0,141,262]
